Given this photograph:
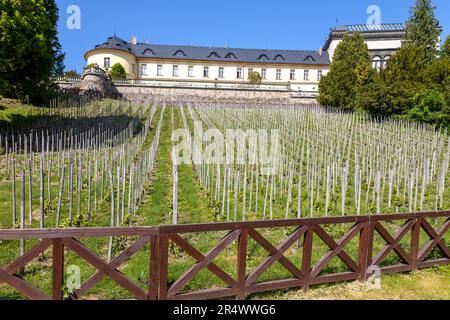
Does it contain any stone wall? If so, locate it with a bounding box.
[56,82,317,104]
[115,85,316,105]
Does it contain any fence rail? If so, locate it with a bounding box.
[0,211,448,300]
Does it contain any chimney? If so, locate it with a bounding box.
[132,36,137,45]
[318,47,323,56]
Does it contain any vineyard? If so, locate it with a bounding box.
[0,98,449,299]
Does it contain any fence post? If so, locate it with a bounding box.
[302,226,314,292]
[148,235,159,300]
[52,238,64,300]
[411,217,422,270]
[236,228,248,300]
[157,234,169,300]
[358,220,372,281]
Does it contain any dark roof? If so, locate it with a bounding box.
[323,23,406,50]
[89,36,330,65]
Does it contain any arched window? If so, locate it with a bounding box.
[258,54,269,62]
[208,52,221,58]
[173,50,187,57]
[304,55,315,62]
[142,48,155,56]
[372,56,382,70]
[273,54,285,61]
[383,55,391,68]
[225,52,237,59]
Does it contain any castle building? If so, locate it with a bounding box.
[84,23,406,95]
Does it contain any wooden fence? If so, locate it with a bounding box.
[0,211,448,300]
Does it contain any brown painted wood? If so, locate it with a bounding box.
[52,239,64,300]
[158,235,169,300]
[0,211,448,301]
[246,226,307,286]
[236,229,248,300]
[6,239,52,274]
[0,267,51,300]
[73,236,150,298]
[358,222,371,281]
[372,219,415,266]
[313,224,361,274]
[418,218,450,261]
[247,228,304,281]
[0,227,158,240]
[169,233,237,288]
[63,238,148,300]
[301,227,314,292]
[167,230,240,297]
[148,235,158,300]
[311,223,362,278]
[410,218,422,269]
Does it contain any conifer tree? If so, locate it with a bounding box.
[404,0,441,62]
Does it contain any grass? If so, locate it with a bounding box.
[0,103,448,300]
[254,265,450,300]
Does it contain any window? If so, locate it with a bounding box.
[104,57,111,68]
[276,69,281,80]
[258,54,269,62]
[208,52,221,58]
[304,70,309,81]
[173,65,179,77]
[173,50,187,57]
[372,56,382,70]
[317,70,323,81]
[188,66,194,77]
[157,64,163,76]
[237,67,243,79]
[304,55,315,62]
[203,66,209,78]
[290,69,296,80]
[261,68,267,80]
[383,55,391,68]
[273,54,285,61]
[248,68,253,78]
[218,67,224,78]
[140,64,148,76]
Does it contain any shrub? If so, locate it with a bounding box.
[109,63,127,80]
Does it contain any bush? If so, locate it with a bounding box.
[404,89,449,125]
[248,70,262,84]
[109,63,127,80]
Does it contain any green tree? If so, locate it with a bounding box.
[359,45,427,116]
[64,70,81,78]
[318,33,372,110]
[441,34,450,58]
[0,0,64,104]
[404,0,441,62]
[248,70,262,84]
[109,63,127,80]
[404,89,449,125]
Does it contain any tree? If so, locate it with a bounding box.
[64,70,81,78]
[441,34,450,58]
[404,0,441,62]
[318,33,372,110]
[358,44,427,116]
[404,89,449,125]
[248,70,262,84]
[109,63,127,80]
[0,0,64,104]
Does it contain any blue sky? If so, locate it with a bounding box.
[56,0,450,73]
